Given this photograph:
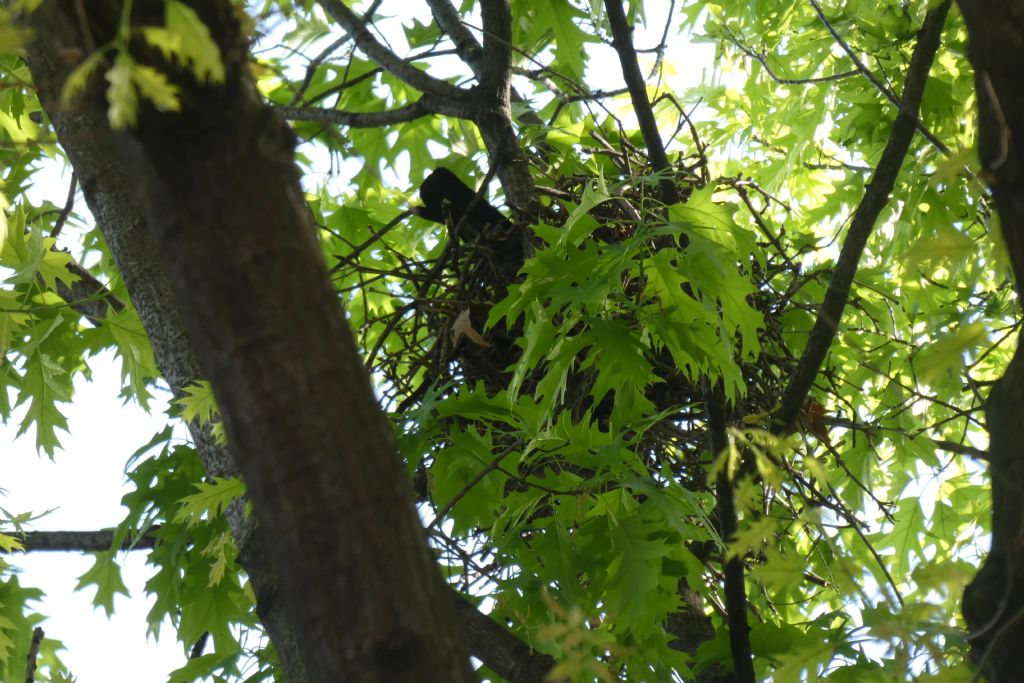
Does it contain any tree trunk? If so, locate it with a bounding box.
[24,1,476,680]
[957,2,1024,680]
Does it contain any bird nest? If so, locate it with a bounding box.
[331,153,803,501]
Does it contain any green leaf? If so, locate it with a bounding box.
[911,559,974,593]
[0,614,15,663]
[15,351,70,456]
[728,516,777,560]
[558,174,612,247]
[0,533,22,553]
[165,1,226,83]
[167,652,239,683]
[915,322,987,387]
[105,53,138,129]
[903,224,975,272]
[60,50,106,105]
[201,531,233,586]
[875,497,927,577]
[75,551,130,617]
[177,581,246,654]
[605,521,669,633]
[130,64,180,112]
[37,243,78,291]
[176,380,219,425]
[668,186,740,238]
[536,1,594,80]
[750,548,807,592]
[174,477,246,527]
[580,318,658,423]
[102,307,158,407]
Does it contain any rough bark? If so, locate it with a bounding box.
[957,2,1024,680]
[452,595,555,683]
[24,2,558,680]
[25,1,478,681]
[19,529,157,552]
[23,4,311,680]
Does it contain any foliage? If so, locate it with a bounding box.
[0,0,1004,681]
[61,0,225,128]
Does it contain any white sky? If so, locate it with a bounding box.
[2,352,187,681]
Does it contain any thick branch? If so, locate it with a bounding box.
[17,530,555,683]
[774,1,951,433]
[426,0,550,143]
[16,529,156,552]
[473,0,539,216]
[709,387,756,683]
[273,94,475,127]
[25,5,556,682]
[25,626,43,683]
[478,0,513,102]
[425,0,483,71]
[56,260,124,322]
[24,4,311,679]
[603,4,746,671]
[118,2,475,677]
[603,0,678,205]
[452,595,555,683]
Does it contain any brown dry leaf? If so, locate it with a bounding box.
[451,308,491,348]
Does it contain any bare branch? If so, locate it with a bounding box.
[56,260,124,323]
[25,627,43,683]
[452,594,555,683]
[426,0,483,71]
[723,30,859,85]
[930,439,989,460]
[274,94,475,127]
[478,0,513,101]
[48,172,76,238]
[16,529,156,552]
[427,0,552,152]
[708,387,757,683]
[807,0,899,104]
[473,0,539,215]
[288,35,352,107]
[603,0,678,205]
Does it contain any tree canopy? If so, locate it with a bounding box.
[1,0,1023,681]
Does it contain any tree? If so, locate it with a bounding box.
[0,0,1020,681]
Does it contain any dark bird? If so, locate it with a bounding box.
[416,168,510,239]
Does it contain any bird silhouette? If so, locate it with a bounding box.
[416,168,510,240]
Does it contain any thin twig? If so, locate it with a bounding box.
[723,30,859,85]
[807,0,950,156]
[427,445,517,531]
[25,627,43,683]
[274,92,474,127]
[49,172,76,239]
[288,35,351,106]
